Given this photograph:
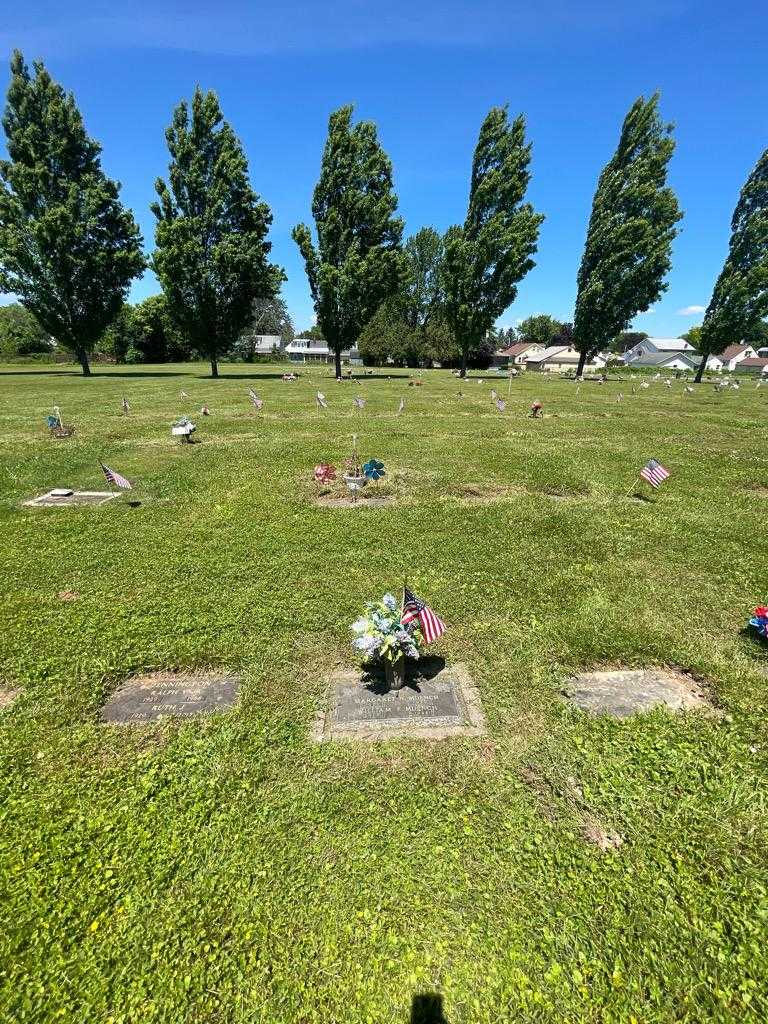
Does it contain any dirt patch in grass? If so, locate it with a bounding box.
[743,482,768,497]
[0,687,19,712]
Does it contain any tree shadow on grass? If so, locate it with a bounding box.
[0,369,191,378]
[410,993,448,1023]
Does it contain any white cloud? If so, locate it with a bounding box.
[677,305,705,315]
[636,307,656,315]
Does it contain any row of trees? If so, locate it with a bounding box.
[0,51,766,379]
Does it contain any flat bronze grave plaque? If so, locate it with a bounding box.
[313,661,486,742]
[101,672,241,724]
[24,490,119,508]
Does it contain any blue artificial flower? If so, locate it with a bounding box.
[363,459,386,481]
[382,593,398,612]
[350,617,370,635]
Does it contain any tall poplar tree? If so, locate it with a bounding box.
[442,107,543,378]
[152,87,281,377]
[693,148,768,383]
[0,51,144,376]
[292,105,405,379]
[572,94,681,378]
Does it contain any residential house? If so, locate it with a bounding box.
[492,342,545,368]
[626,351,698,372]
[525,345,607,373]
[717,344,757,371]
[623,337,697,365]
[250,334,284,356]
[737,357,768,375]
[284,337,362,365]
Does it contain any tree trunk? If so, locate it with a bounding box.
[459,346,467,379]
[575,349,587,378]
[694,353,707,384]
[210,354,219,378]
[334,347,342,379]
[77,349,91,376]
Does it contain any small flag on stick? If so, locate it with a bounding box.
[353,397,365,410]
[639,458,670,489]
[247,389,263,410]
[121,396,130,414]
[316,391,328,409]
[397,397,405,415]
[494,398,506,413]
[401,587,446,645]
[180,390,190,399]
[99,462,132,490]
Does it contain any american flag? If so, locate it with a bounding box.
[640,458,670,489]
[180,390,189,399]
[491,389,497,401]
[401,587,446,644]
[248,389,263,410]
[316,391,328,409]
[121,396,130,413]
[99,462,132,490]
[495,398,506,412]
[397,397,405,415]
[353,397,365,409]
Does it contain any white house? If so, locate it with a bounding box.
[626,350,698,372]
[284,337,361,365]
[525,345,607,373]
[492,342,545,368]
[250,334,284,356]
[716,344,757,371]
[623,337,696,365]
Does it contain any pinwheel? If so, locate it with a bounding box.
[749,606,768,641]
[363,459,386,481]
[314,463,337,484]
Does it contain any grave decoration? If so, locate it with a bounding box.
[171,416,196,443]
[343,435,367,499]
[46,406,74,439]
[362,458,385,483]
[749,606,768,641]
[314,463,337,484]
[201,404,210,416]
[351,586,446,691]
[122,396,130,414]
[397,397,405,415]
[351,593,423,691]
[530,400,543,418]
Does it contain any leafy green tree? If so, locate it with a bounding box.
[235,294,294,359]
[572,94,681,378]
[131,294,190,362]
[0,302,51,357]
[293,105,406,379]
[0,52,145,376]
[681,325,701,348]
[612,330,649,354]
[402,227,445,335]
[694,148,768,382]
[442,107,543,378]
[96,304,140,363]
[518,314,564,347]
[298,323,325,341]
[152,87,282,377]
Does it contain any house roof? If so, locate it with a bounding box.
[739,357,768,369]
[498,342,540,357]
[644,338,696,352]
[630,351,696,367]
[720,344,751,360]
[524,346,570,363]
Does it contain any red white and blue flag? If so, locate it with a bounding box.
[640,458,670,489]
[401,587,446,644]
[99,462,132,490]
[316,391,328,409]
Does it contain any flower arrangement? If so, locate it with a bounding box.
[749,606,768,641]
[314,463,337,484]
[351,593,422,665]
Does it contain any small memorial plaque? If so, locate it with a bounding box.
[101,672,241,724]
[24,490,119,508]
[564,668,714,718]
[313,661,486,742]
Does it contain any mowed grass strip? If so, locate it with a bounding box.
[1,363,767,1023]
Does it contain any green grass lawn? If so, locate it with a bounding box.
[1,362,767,1023]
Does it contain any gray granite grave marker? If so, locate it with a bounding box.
[101,672,241,724]
[564,668,714,718]
[313,661,486,742]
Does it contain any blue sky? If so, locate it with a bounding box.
[1,1,767,336]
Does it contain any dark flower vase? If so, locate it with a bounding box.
[384,657,406,691]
